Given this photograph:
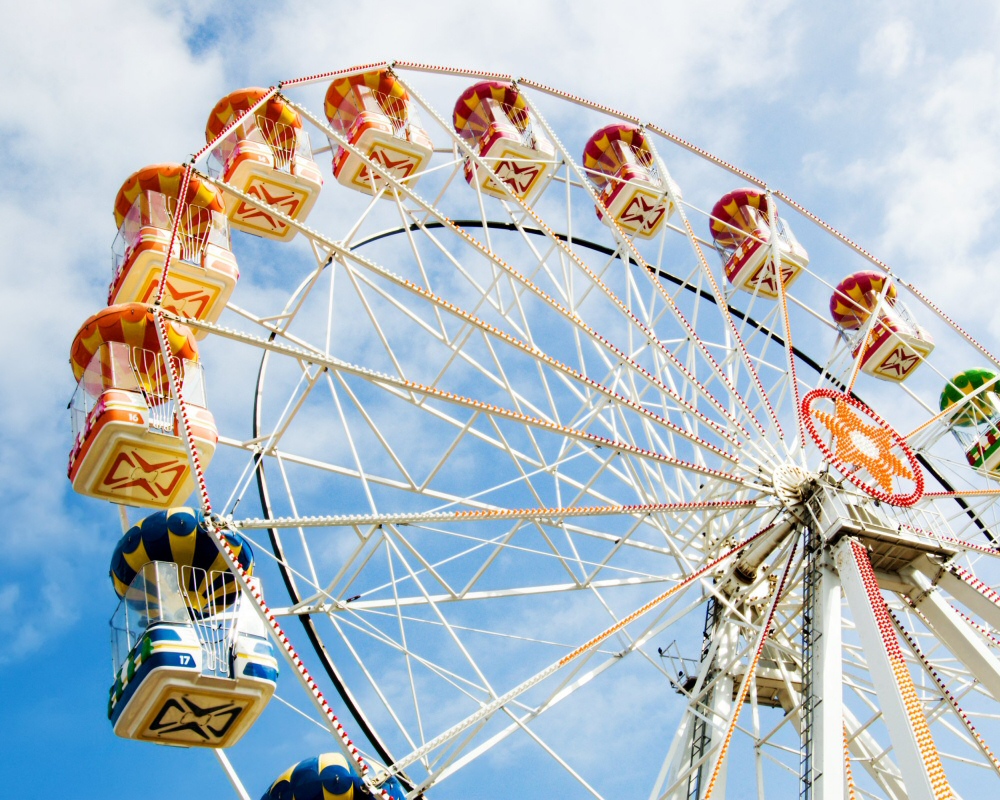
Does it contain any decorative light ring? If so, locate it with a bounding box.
[802,388,924,506]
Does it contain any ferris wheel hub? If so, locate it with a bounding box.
[771,462,817,508]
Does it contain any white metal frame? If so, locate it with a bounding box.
[101,62,1000,800]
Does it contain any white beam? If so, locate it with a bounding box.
[655,617,738,800]
[836,538,953,800]
[786,678,907,795]
[704,621,738,799]
[843,707,909,800]
[812,559,844,800]
[650,712,696,800]
[912,555,1000,631]
[214,749,252,800]
[902,563,1000,703]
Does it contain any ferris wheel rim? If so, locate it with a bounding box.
[103,62,1000,799]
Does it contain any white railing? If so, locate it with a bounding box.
[207,114,313,177]
[496,100,536,148]
[181,565,241,677]
[110,561,265,681]
[110,561,192,675]
[841,299,922,353]
[111,190,230,287]
[70,342,207,445]
[328,87,422,142]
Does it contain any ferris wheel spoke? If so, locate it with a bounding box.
[635,259,795,469]
[325,369,419,489]
[770,233,815,448]
[291,573,679,617]
[653,152,784,442]
[212,355,329,514]
[256,499,751,616]
[332,206,760,452]
[323,560,500,706]
[267,452,325,587]
[727,299,786,379]
[842,705,910,800]
[396,215,535,343]
[407,587,708,794]
[437,215,761,448]
[339,265,429,382]
[385,534,508,698]
[497,715,608,800]
[423,648,636,794]
[924,489,1000,500]
[416,90,757,444]
[517,93,774,442]
[326,608,496,738]
[383,510,710,601]
[184,313,753,489]
[383,539,467,755]
[256,359,333,446]
[237,498,770,606]
[376,529,772,782]
[255,419,729,525]
[214,748,253,800]
[322,613,427,761]
[371,371,741,484]
[338,188,400,251]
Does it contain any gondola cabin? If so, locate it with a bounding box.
[262,753,406,800]
[453,81,555,202]
[325,69,434,196]
[941,369,1000,478]
[206,88,323,241]
[108,509,277,747]
[830,270,934,382]
[582,124,680,239]
[109,164,238,333]
[68,304,217,508]
[709,189,808,298]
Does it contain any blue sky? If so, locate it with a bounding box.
[4,2,1000,798]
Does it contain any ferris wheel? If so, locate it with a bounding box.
[67,61,1000,800]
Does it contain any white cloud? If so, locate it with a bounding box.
[0,0,229,658]
[859,19,919,78]
[7,2,1000,798]
[856,50,1000,340]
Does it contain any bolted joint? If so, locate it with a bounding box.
[733,562,757,585]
